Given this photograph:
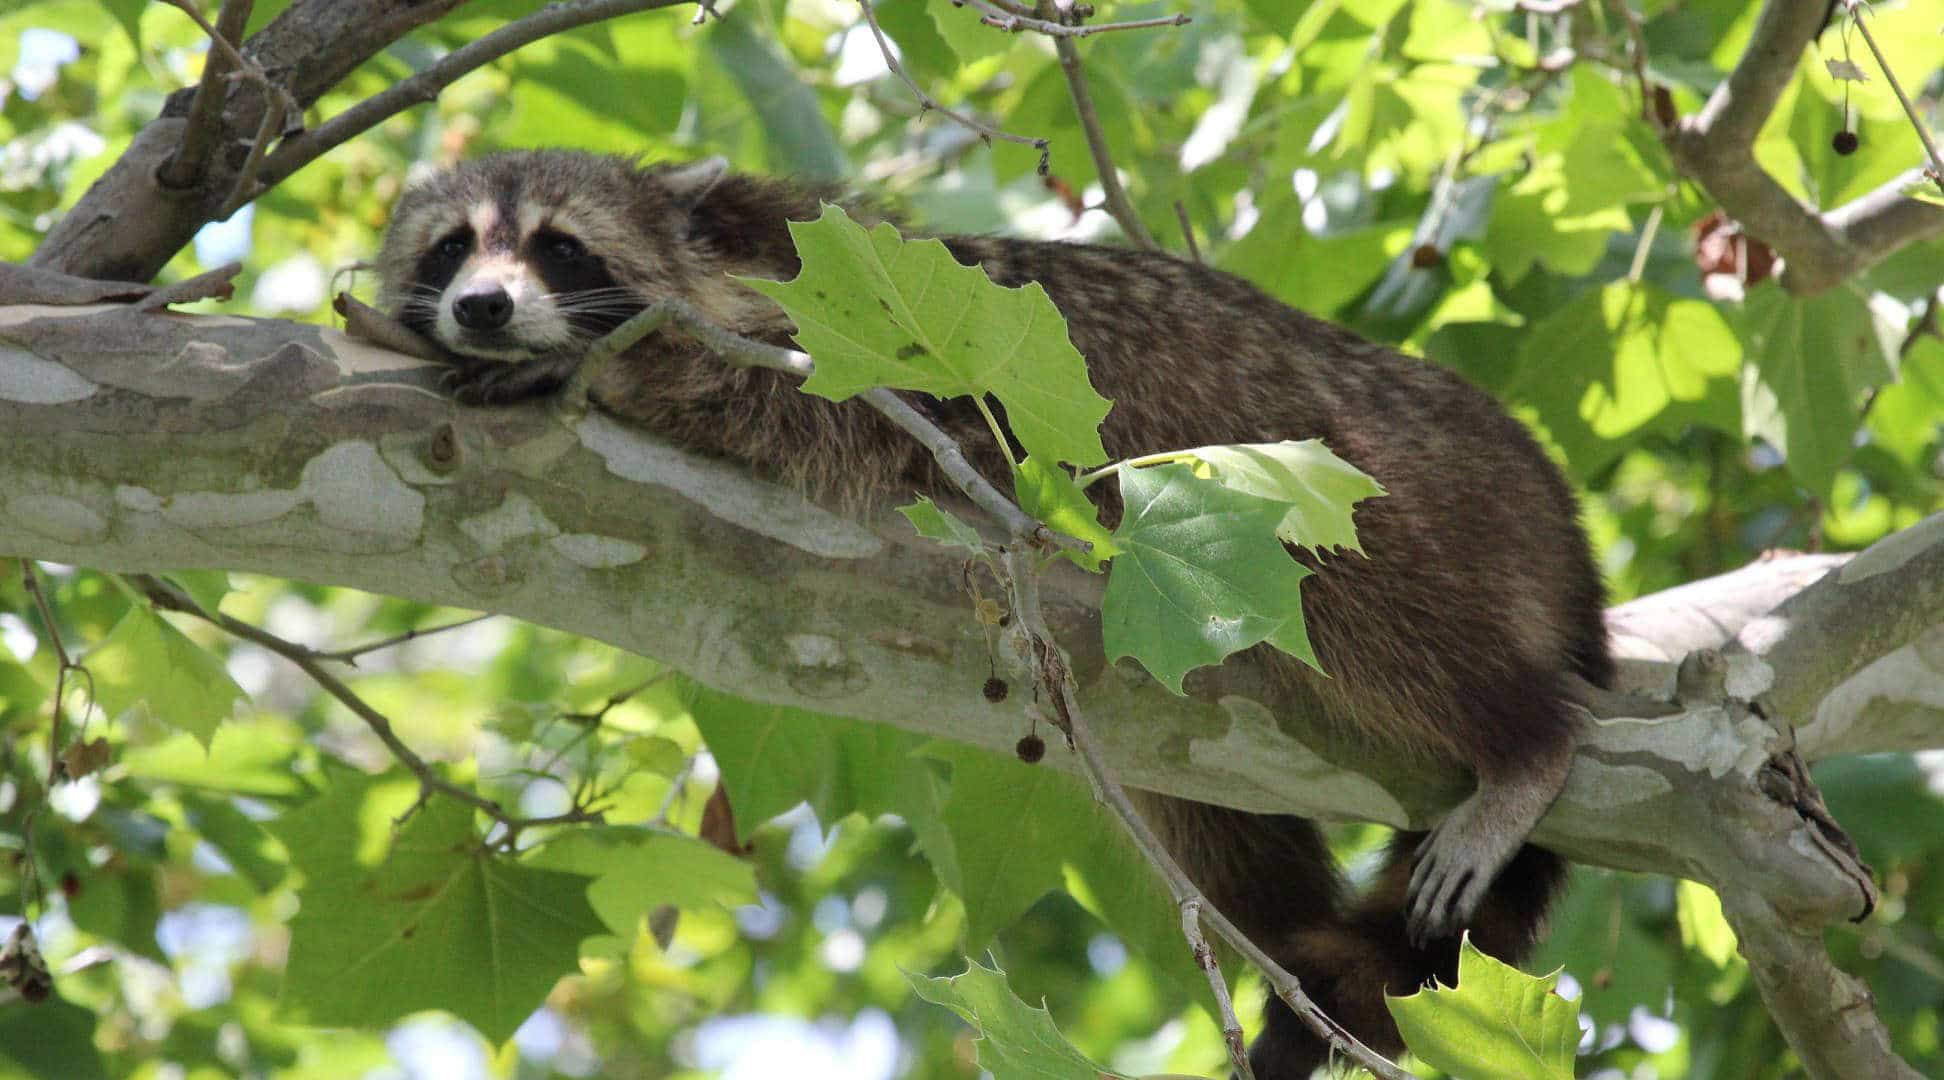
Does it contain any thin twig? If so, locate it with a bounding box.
[1043,4,1157,248]
[158,0,255,188]
[132,574,606,846]
[560,671,676,725]
[18,563,72,791]
[1173,200,1202,263]
[857,0,1051,175]
[1628,203,1664,282]
[312,613,494,665]
[1182,898,1255,1079]
[258,0,696,193]
[957,0,1189,38]
[998,549,1416,1080]
[1840,0,1944,194]
[158,0,299,217]
[1603,0,1653,122]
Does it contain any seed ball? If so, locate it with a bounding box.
[1410,243,1443,269]
[1015,733,1046,763]
[1832,130,1859,156]
[983,677,1009,703]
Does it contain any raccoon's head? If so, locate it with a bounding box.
[375,151,743,363]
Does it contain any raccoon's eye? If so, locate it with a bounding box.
[545,234,586,262]
[436,234,470,260]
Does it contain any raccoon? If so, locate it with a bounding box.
[377,150,1613,1077]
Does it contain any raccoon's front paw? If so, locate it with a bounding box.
[441,360,568,406]
[1406,795,1522,947]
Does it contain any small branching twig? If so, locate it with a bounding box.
[157,0,254,188]
[1173,200,1202,263]
[560,671,675,725]
[1839,0,1944,194]
[858,0,1051,175]
[312,613,493,666]
[259,0,695,193]
[998,550,1416,1080]
[1182,897,1255,1080]
[158,0,301,217]
[131,574,605,848]
[1043,0,1157,248]
[957,0,1189,38]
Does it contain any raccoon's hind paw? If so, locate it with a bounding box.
[441,360,568,406]
[1405,795,1524,947]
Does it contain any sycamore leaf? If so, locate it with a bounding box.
[1736,284,1894,497]
[88,606,246,748]
[742,206,1112,469]
[1013,456,1118,571]
[270,769,602,1043]
[529,826,756,939]
[910,959,1133,1080]
[1184,440,1383,554]
[1103,463,1317,693]
[900,496,988,555]
[923,743,1216,1014]
[1387,936,1581,1080]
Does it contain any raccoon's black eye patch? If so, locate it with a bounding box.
[534,229,587,264]
[412,227,474,298]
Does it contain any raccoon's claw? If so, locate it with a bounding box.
[441,361,566,406]
[1406,796,1519,948]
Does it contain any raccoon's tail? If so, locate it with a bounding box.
[1242,835,1569,1078]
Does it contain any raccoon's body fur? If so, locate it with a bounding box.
[377,150,1613,1077]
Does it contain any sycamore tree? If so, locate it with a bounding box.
[0,0,1941,1078]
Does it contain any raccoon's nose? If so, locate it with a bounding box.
[453,288,513,330]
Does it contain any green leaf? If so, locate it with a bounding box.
[1102,463,1317,693]
[120,724,313,797]
[1676,880,1739,971]
[923,743,1214,1013]
[1736,284,1894,497]
[529,826,756,938]
[1012,457,1117,572]
[0,991,108,1080]
[271,769,603,1042]
[1183,439,1384,554]
[179,791,289,892]
[685,683,936,831]
[927,0,1016,62]
[745,206,1112,469]
[164,570,232,618]
[88,606,246,748]
[909,959,1133,1080]
[624,734,689,777]
[1511,281,1741,481]
[1388,936,1581,1080]
[899,496,988,555]
[703,17,846,181]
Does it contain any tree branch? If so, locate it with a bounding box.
[1662,0,1944,293]
[258,0,695,194]
[0,303,1930,1077]
[855,0,1051,175]
[156,0,255,190]
[1044,3,1158,249]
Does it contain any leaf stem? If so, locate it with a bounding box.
[971,395,1020,474]
[1076,449,1197,489]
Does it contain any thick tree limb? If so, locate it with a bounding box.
[0,304,1931,1077]
[1662,0,1944,294]
[28,0,689,282]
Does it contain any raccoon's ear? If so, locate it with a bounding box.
[660,156,730,209]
